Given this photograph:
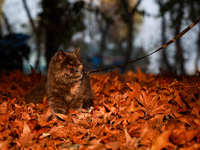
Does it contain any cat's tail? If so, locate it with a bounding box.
[25,78,47,104]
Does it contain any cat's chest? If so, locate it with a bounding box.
[69,81,81,95]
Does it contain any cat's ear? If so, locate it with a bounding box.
[74,48,80,56]
[58,50,66,63]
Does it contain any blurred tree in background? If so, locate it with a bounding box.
[22,0,41,70]
[117,0,143,69]
[38,0,85,67]
[156,0,171,72]
[157,0,200,74]
[1,0,12,35]
[88,0,144,70]
[88,0,115,68]
[0,0,4,37]
[185,0,200,72]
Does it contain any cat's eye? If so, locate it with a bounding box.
[77,64,81,68]
[68,65,72,68]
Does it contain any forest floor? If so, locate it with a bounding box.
[0,69,200,150]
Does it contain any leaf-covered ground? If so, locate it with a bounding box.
[0,69,200,150]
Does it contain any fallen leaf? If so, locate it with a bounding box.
[151,130,175,150]
[105,141,120,150]
[19,121,35,147]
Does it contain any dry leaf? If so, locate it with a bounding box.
[19,121,35,147]
[151,130,175,150]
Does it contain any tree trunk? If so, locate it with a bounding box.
[22,0,41,70]
[2,12,12,34]
[175,25,185,74]
[169,1,185,74]
[99,22,109,68]
[156,0,173,72]
[22,0,36,31]
[174,2,185,74]
[196,24,200,71]
[0,0,4,37]
[45,32,60,67]
[119,0,142,71]
[161,14,173,72]
[125,18,134,63]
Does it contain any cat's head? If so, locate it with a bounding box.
[48,48,83,82]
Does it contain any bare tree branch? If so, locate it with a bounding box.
[22,0,36,31]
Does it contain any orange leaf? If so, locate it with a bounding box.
[151,130,175,150]
[0,101,8,114]
[105,141,120,150]
[19,121,35,147]
[21,112,31,121]
[124,126,134,145]
[173,90,187,108]
[0,140,9,150]
[171,128,186,145]
[185,130,200,142]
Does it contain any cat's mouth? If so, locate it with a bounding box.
[74,70,83,78]
[68,73,83,80]
[74,74,83,79]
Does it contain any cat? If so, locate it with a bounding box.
[25,48,93,115]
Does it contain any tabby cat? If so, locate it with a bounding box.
[25,49,93,115]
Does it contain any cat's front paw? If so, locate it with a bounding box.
[87,106,94,113]
[81,106,94,113]
[50,107,67,115]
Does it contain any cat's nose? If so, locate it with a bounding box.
[75,69,79,72]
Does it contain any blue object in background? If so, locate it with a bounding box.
[0,33,30,72]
